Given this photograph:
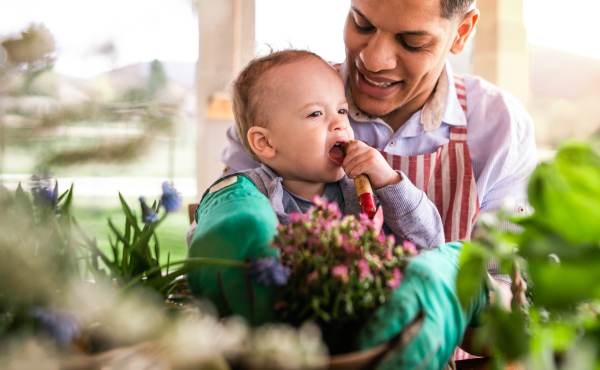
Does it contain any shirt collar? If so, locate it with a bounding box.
[340,59,466,133]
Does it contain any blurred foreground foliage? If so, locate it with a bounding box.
[0,24,185,173]
[457,136,600,370]
[0,178,327,369]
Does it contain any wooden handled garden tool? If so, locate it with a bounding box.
[343,140,378,219]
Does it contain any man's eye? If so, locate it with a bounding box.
[397,36,426,52]
[308,111,322,118]
[338,109,348,115]
[353,13,374,34]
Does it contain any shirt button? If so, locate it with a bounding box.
[223,167,229,173]
[389,141,396,147]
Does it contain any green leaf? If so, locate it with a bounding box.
[122,257,245,295]
[14,183,34,221]
[527,141,600,244]
[456,242,487,307]
[56,189,69,203]
[118,192,141,235]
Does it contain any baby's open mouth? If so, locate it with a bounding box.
[328,142,346,166]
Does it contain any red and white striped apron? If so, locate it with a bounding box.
[375,76,481,361]
[377,75,480,243]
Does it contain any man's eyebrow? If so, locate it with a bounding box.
[352,7,373,25]
[351,7,432,36]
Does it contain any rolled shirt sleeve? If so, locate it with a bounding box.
[375,171,445,250]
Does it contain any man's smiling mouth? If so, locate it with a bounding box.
[363,75,396,88]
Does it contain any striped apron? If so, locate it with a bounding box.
[377,75,480,243]
[374,76,481,361]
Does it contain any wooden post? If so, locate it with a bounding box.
[473,0,530,109]
[195,0,255,198]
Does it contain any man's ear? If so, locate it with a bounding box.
[450,9,479,54]
[248,126,276,159]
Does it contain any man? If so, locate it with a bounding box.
[217,0,534,315]
[220,0,536,254]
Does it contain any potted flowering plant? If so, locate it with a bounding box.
[261,197,418,355]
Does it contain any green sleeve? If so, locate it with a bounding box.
[357,242,487,370]
[186,176,280,325]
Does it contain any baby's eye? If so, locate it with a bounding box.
[338,108,348,115]
[308,111,322,118]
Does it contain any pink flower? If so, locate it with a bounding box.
[387,267,403,289]
[336,234,348,247]
[357,259,371,282]
[312,195,327,209]
[307,270,319,284]
[358,213,370,224]
[370,255,382,271]
[290,212,306,223]
[344,244,357,254]
[331,265,349,284]
[384,247,394,261]
[402,240,418,256]
[327,202,342,217]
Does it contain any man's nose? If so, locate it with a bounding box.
[360,32,397,73]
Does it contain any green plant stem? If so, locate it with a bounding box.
[119,257,245,293]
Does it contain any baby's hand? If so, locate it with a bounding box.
[342,141,401,190]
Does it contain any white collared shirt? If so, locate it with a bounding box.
[220,60,538,218]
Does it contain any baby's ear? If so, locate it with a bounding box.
[248,126,276,159]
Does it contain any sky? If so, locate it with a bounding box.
[0,0,599,79]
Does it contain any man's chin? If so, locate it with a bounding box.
[351,85,402,119]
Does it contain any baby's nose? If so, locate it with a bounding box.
[331,115,348,131]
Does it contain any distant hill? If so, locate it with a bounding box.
[531,45,600,99]
[99,61,197,91]
[96,47,600,101]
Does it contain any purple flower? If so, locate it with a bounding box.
[161,181,181,213]
[331,265,349,283]
[31,174,58,207]
[139,197,159,226]
[246,257,291,286]
[30,306,82,345]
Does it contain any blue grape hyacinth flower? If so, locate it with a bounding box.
[161,181,181,213]
[246,257,291,286]
[30,306,82,346]
[139,197,159,226]
[31,174,58,207]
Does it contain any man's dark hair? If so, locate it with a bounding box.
[441,0,475,19]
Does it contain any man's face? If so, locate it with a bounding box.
[344,0,457,117]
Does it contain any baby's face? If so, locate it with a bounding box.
[263,57,354,184]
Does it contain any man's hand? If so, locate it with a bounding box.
[343,140,401,190]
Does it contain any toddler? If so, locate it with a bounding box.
[189,49,444,249]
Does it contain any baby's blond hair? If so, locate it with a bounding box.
[232,49,322,161]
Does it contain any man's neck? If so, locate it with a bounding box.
[281,178,326,201]
[383,82,438,132]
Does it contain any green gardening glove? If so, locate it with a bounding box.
[357,242,487,370]
[187,175,280,325]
